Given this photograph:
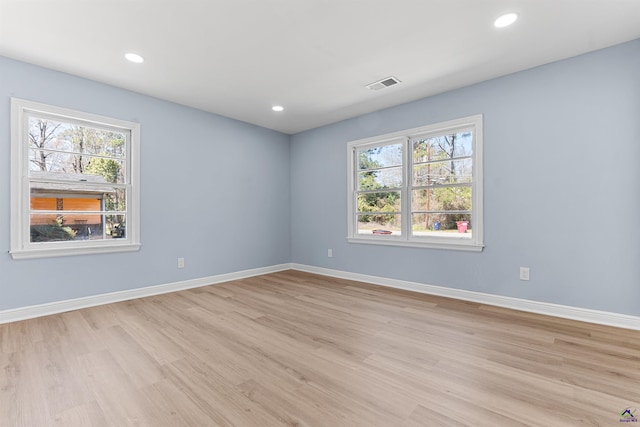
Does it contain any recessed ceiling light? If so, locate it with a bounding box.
[272,105,284,112]
[125,53,144,63]
[494,13,518,28]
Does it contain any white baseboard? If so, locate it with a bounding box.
[3,262,639,331]
[0,264,291,324]
[291,264,640,331]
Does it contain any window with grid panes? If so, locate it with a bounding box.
[347,115,483,251]
[10,98,140,259]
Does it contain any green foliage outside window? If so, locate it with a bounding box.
[30,217,77,242]
[357,149,400,226]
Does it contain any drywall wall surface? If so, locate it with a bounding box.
[290,39,640,316]
[0,56,291,310]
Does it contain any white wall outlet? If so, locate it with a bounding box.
[519,267,530,281]
[327,249,333,258]
[177,257,185,269]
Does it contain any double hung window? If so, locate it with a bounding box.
[347,115,483,251]
[10,98,140,259]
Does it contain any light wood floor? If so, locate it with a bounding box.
[1,270,639,426]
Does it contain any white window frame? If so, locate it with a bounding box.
[10,98,141,259]
[347,115,483,252]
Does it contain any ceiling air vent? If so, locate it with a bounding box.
[366,76,401,91]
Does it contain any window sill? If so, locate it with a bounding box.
[347,236,484,252]
[10,242,141,260]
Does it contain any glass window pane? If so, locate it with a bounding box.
[357,214,401,236]
[30,191,126,212]
[106,214,126,238]
[31,195,99,212]
[412,131,472,163]
[357,166,402,190]
[413,158,472,186]
[104,190,127,212]
[358,143,402,170]
[28,118,66,153]
[411,213,472,238]
[31,186,126,211]
[357,191,401,214]
[30,213,105,242]
[412,187,471,213]
[29,154,126,184]
[28,116,126,158]
[29,214,126,242]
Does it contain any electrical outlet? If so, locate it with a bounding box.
[327,249,333,258]
[177,257,185,269]
[519,267,530,281]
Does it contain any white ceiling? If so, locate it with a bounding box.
[1,1,639,135]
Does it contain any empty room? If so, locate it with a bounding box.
[1,1,639,425]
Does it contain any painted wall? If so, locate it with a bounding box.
[2,40,639,317]
[0,56,291,310]
[290,39,640,316]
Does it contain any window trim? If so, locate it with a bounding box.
[10,98,141,259]
[347,115,484,252]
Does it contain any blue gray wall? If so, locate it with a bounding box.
[291,39,640,316]
[2,39,639,317]
[0,56,291,310]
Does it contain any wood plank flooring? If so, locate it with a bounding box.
[1,270,639,426]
